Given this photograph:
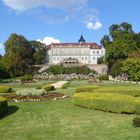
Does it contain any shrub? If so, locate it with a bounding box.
[97,75,109,81]
[111,60,123,77]
[42,84,55,92]
[0,85,12,93]
[16,89,46,96]
[21,74,33,82]
[36,85,42,89]
[73,92,140,114]
[76,85,99,93]
[133,117,140,127]
[121,58,140,81]
[45,65,96,75]
[0,96,8,116]
[93,86,140,97]
[62,82,71,89]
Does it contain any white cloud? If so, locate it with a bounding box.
[0,44,5,55]
[2,0,103,29]
[2,0,87,12]
[86,21,102,30]
[37,36,60,45]
[0,44,4,49]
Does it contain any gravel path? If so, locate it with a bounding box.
[51,81,68,89]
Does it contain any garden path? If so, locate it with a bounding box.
[51,81,67,88]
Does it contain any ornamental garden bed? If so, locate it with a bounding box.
[2,92,69,102]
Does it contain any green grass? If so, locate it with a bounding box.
[7,80,55,88]
[0,99,140,140]
[1,80,140,140]
[68,80,89,87]
[54,87,76,95]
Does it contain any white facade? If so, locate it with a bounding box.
[89,48,105,64]
[46,37,105,65]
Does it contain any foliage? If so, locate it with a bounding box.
[46,65,96,75]
[121,58,140,81]
[97,56,104,64]
[73,92,140,114]
[62,81,71,89]
[36,85,42,89]
[68,80,89,87]
[93,86,140,97]
[133,117,140,127]
[3,33,35,77]
[129,50,140,58]
[16,89,46,96]
[46,65,64,74]
[76,85,99,93]
[0,85,12,93]
[101,22,138,69]
[21,74,33,82]
[42,84,55,92]
[97,75,109,80]
[0,58,10,79]
[111,60,123,77]
[30,41,46,64]
[0,96,8,116]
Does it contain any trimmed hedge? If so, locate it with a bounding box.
[97,75,109,81]
[21,74,33,82]
[0,85,12,93]
[93,86,140,97]
[76,85,99,93]
[0,97,8,116]
[42,84,55,92]
[133,117,140,127]
[62,81,71,89]
[73,92,140,114]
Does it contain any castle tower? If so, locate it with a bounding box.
[78,35,86,43]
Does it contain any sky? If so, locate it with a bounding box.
[0,0,140,55]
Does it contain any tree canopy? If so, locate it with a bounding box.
[101,22,139,69]
[3,33,34,77]
[30,40,46,64]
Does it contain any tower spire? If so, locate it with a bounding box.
[78,34,86,43]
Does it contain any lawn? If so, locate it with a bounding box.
[6,80,56,89]
[0,80,140,140]
[0,99,140,140]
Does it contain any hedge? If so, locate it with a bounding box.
[42,84,55,92]
[76,85,99,93]
[133,117,140,127]
[0,97,8,116]
[62,81,71,89]
[21,74,33,82]
[97,75,109,81]
[93,86,140,97]
[0,85,12,93]
[73,92,140,114]
[76,85,140,96]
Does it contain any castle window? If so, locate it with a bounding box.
[97,51,99,54]
[53,57,56,61]
[93,51,95,54]
[93,57,96,60]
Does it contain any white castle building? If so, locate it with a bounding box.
[46,35,105,65]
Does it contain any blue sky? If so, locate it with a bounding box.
[0,0,140,55]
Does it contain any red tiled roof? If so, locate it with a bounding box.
[46,43,102,49]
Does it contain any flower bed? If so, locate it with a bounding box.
[3,92,68,102]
